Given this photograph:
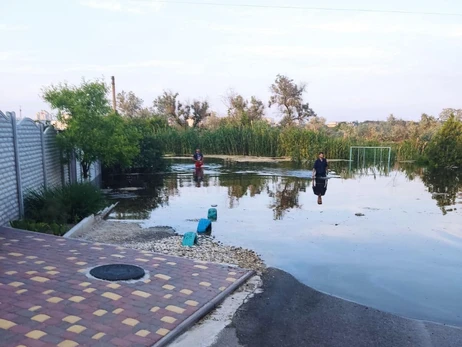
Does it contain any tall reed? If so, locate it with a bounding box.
[156,123,424,161]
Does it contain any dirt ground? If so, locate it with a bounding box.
[70,219,176,245]
[165,155,350,163]
[164,155,292,163]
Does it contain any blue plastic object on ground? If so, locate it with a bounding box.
[208,208,217,221]
[182,232,197,246]
[197,218,212,234]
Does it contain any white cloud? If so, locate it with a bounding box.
[295,19,462,38]
[299,64,398,76]
[448,26,462,37]
[221,45,394,60]
[205,23,283,36]
[67,59,205,75]
[0,51,14,61]
[0,51,37,62]
[0,59,205,76]
[0,24,28,32]
[79,0,163,14]
[64,60,186,71]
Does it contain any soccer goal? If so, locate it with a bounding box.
[349,146,392,174]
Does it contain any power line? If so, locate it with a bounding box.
[151,0,462,17]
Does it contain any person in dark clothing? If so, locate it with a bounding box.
[193,148,204,168]
[313,152,328,178]
[312,152,328,204]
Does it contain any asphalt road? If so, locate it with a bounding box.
[211,268,462,347]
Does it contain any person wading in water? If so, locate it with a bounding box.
[193,148,204,168]
[312,151,328,205]
[192,148,204,186]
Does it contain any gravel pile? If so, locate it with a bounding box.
[71,220,266,273]
[126,235,266,273]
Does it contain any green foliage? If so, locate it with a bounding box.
[225,92,265,126]
[42,79,140,178]
[132,135,167,171]
[269,74,316,126]
[117,90,147,118]
[424,115,462,168]
[155,122,387,161]
[10,220,68,236]
[24,183,107,225]
[153,90,210,128]
[95,112,141,167]
[421,167,462,214]
[103,116,169,173]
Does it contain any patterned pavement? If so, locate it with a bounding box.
[0,227,252,347]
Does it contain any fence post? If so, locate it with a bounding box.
[70,151,77,184]
[349,147,353,172]
[40,124,48,189]
[10,112,24,217]
[387,147,392,171]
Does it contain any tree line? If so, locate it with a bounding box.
[116,74,315,127]
[41,76,462,177]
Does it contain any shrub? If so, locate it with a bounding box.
[9,219,68,236]
[424,115,462,168]
[24,182,107,225]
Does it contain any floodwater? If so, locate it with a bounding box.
[103,159,462,326]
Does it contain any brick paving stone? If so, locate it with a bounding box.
[0,226,251,346]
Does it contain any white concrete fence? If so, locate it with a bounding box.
[0,111,101,226]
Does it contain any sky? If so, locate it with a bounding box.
[1,0,461,122]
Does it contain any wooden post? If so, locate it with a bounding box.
[111,76,116,112]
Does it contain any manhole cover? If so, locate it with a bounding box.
[89,264,145,281]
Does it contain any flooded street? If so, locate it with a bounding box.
[103,159,462,326]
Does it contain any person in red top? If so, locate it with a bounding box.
[193,148,204,168]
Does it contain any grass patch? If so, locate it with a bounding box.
[10,182,107,236]
[9,219,69,236]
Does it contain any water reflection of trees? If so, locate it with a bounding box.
[268,178,305,220]
[104,174,178,219]
[421,169,462,215]
[104,161,462,220]
[218,175,268,208]
[219,174,305,219]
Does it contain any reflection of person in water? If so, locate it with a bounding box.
[312,151,328,205]
[193,148,204,168]
[193,167,204,187]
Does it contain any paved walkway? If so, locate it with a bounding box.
[0,227,252,347]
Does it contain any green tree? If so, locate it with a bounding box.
[126,117,168,172]
[152,90,189,127]
[42,79,140,179]
[248,96,265,122]
[225,92,265,126]
[425,115,462,168]
[117,90,149,118]
[306,116,326,132]
[269,74,316,126]
[190,100,211,128]
[439,108,462,121]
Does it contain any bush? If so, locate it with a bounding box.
[424,115,462,168]
[9,219,68,236]
[24,182,107,225]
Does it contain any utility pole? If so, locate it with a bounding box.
[111,76,117,112]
